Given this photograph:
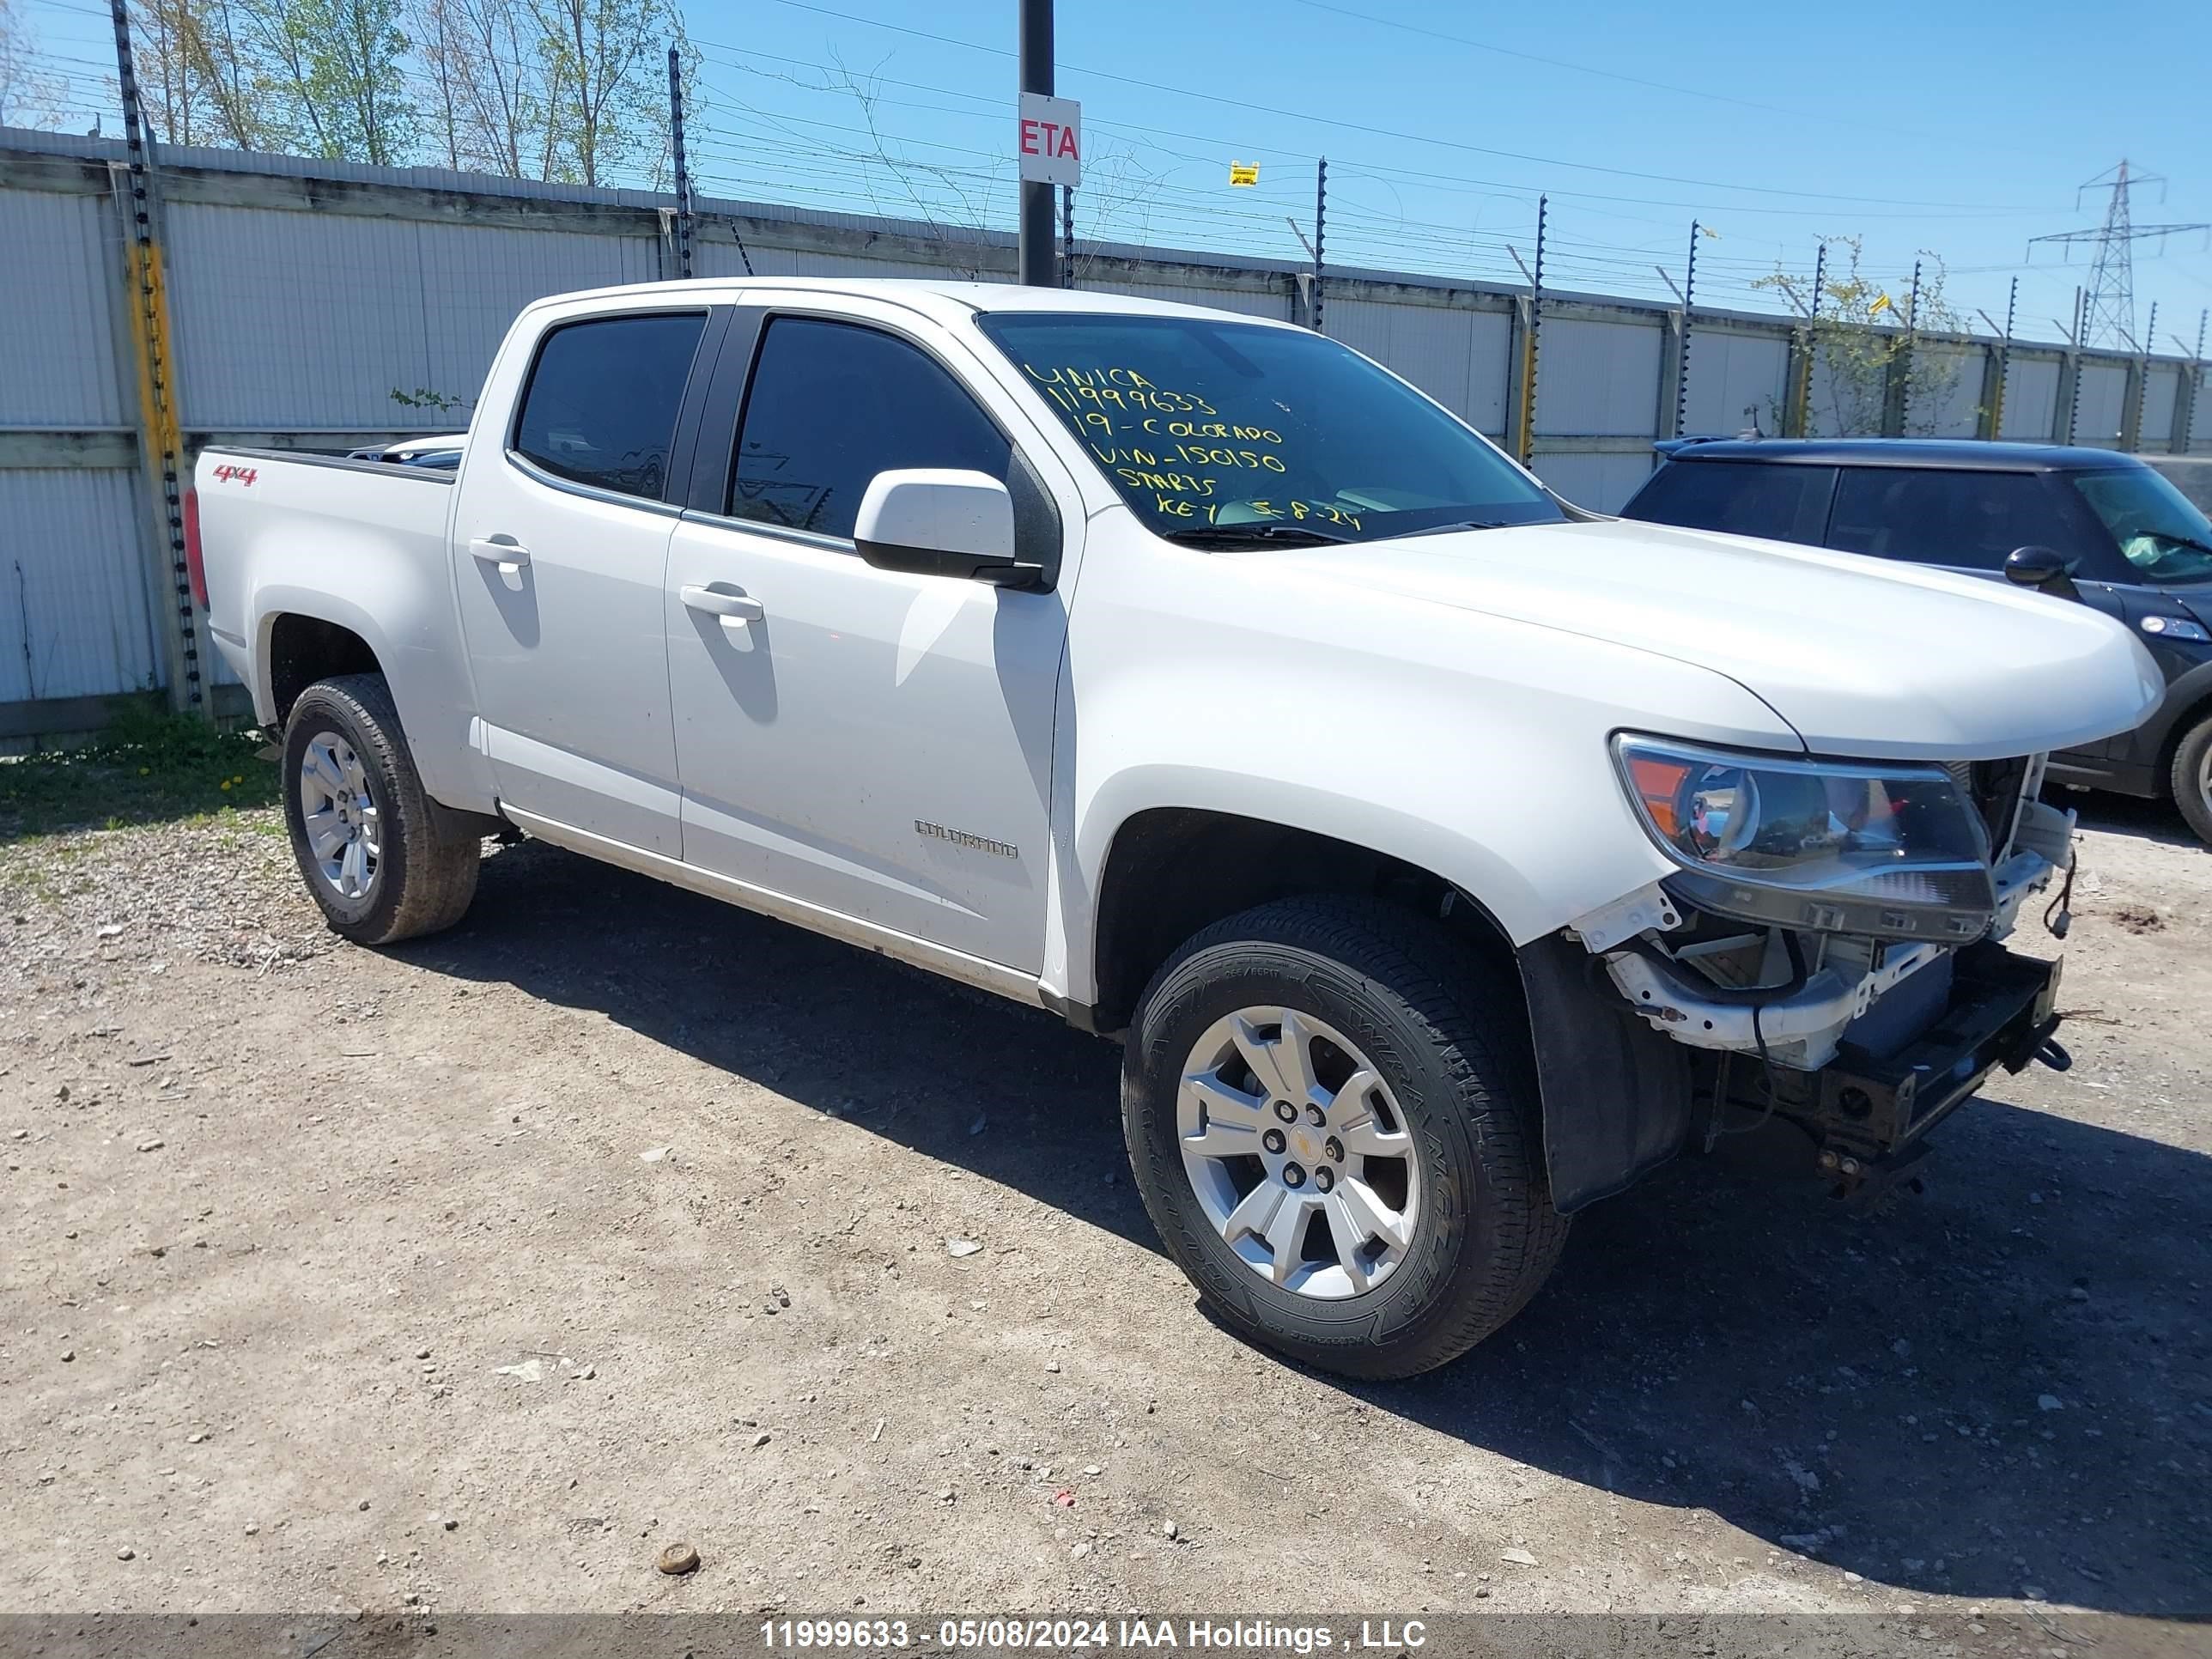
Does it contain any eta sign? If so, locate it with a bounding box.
[1017,91,1081,187]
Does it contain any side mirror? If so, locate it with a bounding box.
[2004,544,2080,600]
[854,469,1042,587]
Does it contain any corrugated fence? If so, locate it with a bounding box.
[2,127,2205,737]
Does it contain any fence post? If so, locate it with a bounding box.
[106,0,204,720]
[665,46,693,281]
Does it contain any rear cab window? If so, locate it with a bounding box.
[1624,459,1836,545]
[512,312,708,501]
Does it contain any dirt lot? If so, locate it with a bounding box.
[2,787,2207,1635]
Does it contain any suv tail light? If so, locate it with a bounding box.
[182,487,208,611]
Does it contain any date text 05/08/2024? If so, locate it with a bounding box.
[760,1619,1431,1651]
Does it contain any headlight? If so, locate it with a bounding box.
[1613,736,1996,940]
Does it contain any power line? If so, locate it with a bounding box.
[709,0,2046,212]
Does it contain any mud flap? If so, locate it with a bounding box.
[1516,930,1696,1212]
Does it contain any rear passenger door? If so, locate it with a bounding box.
[453,307,719,856]
[662,304,1072,975]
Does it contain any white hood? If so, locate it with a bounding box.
[1267,517,2164,762]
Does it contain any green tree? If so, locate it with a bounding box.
[0,0,70,128]
[526,0,681,186]
[1757,237,1970,437]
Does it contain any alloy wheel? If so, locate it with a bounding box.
[1176,1006,1422,1298]
[298,732,381,902]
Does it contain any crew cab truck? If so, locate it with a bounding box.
[192,279,2160,1379]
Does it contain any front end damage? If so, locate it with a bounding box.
[1522,753,2078,1210]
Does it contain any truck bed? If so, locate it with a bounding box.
[194,444,484,810]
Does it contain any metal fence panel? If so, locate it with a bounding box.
[1999,356,2063,441]
[411,219,660,424]
[0,468,158,703]
[696,240,985,281]
[1918,346,1983,438]
[2075,363,2129,447]
[1684,329,1787,436]
[2142,368,2180,451]
[0,188,125,428]
[165,204,659,431]
[1537,317,1662,437]
[1327,298,1510,437]
[1095,277,1289,320]
[1532,449,1655,514]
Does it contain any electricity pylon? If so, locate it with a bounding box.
[2028,161,2208,351]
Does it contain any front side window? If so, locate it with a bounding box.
[976,311,1565,545]
[1826,468,2061,571]
[1624,459,1836,545]
[512,313,707,501]
[729,317,1012,539]
[2070,467,2212,586]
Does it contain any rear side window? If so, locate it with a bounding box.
[1625,459,1835,545]
[729,317,1011,539]
[513,313,708,501]
[1826,468,2058,571]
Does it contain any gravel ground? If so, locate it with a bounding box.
[1,795,2206,1641]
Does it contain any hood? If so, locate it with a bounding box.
[1264,518,2163,763]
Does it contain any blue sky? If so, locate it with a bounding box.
[21,0,2212,349]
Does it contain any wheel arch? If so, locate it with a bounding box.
[264,611,385,726]
[2147,665,2212,796]
[1084,799,1527,1037]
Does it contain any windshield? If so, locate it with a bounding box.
[2071,467,2212,585]
[975,311,1565,544]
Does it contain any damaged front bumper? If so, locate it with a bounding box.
[1725,943,2063,1191]
[1519,793,2077,1212]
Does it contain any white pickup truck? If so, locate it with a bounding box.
[192,278,2160,1377]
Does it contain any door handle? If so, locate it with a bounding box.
[681,584,766,624]
[469,537,532,579]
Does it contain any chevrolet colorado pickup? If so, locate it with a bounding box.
[192,279,2161,1377]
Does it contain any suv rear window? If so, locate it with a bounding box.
[1624,459,1834,544]
[513,312,708,501]
[1826,467,2057,571]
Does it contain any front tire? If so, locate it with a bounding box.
[2169,712,2212,848]
[1121,896,1567,1380]
[282,673,480,945]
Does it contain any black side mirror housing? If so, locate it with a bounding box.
[2004,544,2080,600]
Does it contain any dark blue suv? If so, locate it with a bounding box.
[1621,440,2212,845]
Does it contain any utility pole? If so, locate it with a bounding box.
[2064,287,2087,444]
[1515,195,1547,466]
[1790,240,1827,437]
[1891,256,1923,435]
[1984,275,2017,441]
[2126,298,2159,450]
[1310,157,1328,333]
[1018,0,1055,286]
[1674,221,1700,438]
[2028,161,2209,351]
[1060,185,1075,288]
[109,0,204,717]
[665,46,693,281]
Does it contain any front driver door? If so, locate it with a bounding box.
[663,307,1071,973]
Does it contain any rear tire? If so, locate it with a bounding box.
[2169,713,2212,848]
[283,673,480,945]
[1121,896,1567,1380]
